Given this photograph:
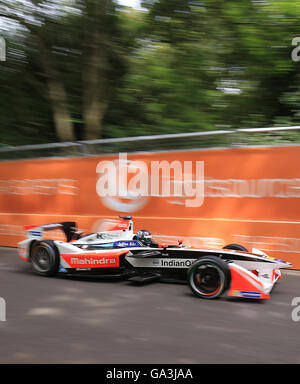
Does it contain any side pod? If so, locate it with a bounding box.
[227,263,270,300]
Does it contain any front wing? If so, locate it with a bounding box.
[227,263,281,299]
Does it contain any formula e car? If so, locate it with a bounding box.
[18,216,292,300]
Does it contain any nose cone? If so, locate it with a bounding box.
[276,260,293,269]
[251,248,292,269]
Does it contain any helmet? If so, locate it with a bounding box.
[136,230,152,245]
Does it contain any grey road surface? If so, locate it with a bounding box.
[0,247,299,364]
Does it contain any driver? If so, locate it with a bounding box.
[134,230,158,247]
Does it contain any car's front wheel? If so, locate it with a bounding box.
[187,256,231,299]
[223,243,248,252]
[30,240,59,277]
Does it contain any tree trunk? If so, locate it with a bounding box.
[38,39,75,142]
[82,0,111,140]
[47,78,75,142]
[83,97,107,140]
[0,6,75,142]
[82,38,108,140]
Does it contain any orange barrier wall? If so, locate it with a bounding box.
[1,146,300,268]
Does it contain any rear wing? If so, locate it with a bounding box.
[24,222,78,242]
[24,216,134,242]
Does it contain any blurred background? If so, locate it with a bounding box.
[1,2,300,365]
[1,0,300,147]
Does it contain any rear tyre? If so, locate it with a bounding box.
[187,256,231,299]
[30,240,60,277]
[223,243,248,252]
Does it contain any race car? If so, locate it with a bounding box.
[18,216,292,300]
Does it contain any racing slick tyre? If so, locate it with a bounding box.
[30,240,60,277]
[222,243,248,252]
[187,256,231,299]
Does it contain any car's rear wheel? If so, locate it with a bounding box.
[30,240,59,277]
[187,256,231,299]
[223,243,248,252]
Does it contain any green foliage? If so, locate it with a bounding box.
[1,0,300,146]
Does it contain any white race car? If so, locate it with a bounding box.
[18,216,292,300]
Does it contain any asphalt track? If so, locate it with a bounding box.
[0,246,300,364]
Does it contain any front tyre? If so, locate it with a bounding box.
[30,240,60,277]
[187,256,231,299]
[223,243,248,252]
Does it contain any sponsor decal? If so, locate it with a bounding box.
[75,268,91,271]
[111,222,130,230]
[97,232,124,240]
[58,265,68,273]
[29,230,42,239]
[19,247,26,255]
[61,252,122,269]
[18,247,28,261]
[113,240,140,247]
[262,255,276,261]
[42,224,62,230]
[126,256,197,268]
[233,290,261,298]
[70,257,116,265]
[260,273,270,279]
[153,259,196,268]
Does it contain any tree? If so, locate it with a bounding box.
[0,0,130,142]
[1,0,300,146]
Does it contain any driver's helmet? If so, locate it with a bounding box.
[136,230,152,245]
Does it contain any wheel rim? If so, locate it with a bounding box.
[191,263,224,297]
[32,246,52,273]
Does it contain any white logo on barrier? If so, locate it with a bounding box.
[0,297,6,321]
[233,234,300,254]
[203,178,300,198]
[0,179,79,196]
[96,153,205,212]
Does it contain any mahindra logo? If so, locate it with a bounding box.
[71,257,116,265]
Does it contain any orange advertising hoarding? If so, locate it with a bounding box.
[1,145,300,268]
